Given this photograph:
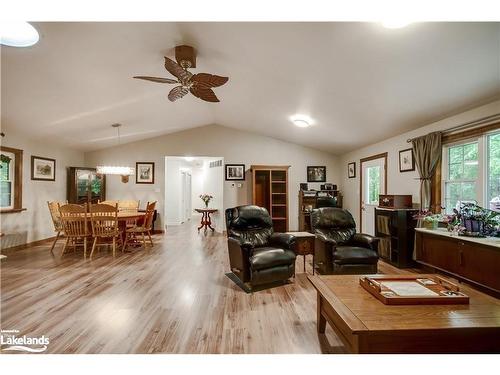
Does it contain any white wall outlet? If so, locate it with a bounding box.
[154,188,161,193]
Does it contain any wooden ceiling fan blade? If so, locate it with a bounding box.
[133,76,178,84]
[168,86,189,102]
[164,56,191,83]
[189,87,220,102]
[191,73,229,88]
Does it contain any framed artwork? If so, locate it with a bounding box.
[31,156,56,181]
[399,148,415,172]
[347,162,356,178]
[307,166,326,182]
[136,162,155,184]
[225,164,245,181]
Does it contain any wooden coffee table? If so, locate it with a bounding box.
[308,274,500,353]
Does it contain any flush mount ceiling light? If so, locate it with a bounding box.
[184,157,195,162]
[96,124,134,183]
[381,20,412,29]
[291,115,314,128]
[0,21,39,47]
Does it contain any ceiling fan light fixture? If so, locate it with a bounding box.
[0,21,39,47]
[291,115,313,128]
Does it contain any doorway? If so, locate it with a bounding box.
[164,156,224,232]
[360,153,387,235]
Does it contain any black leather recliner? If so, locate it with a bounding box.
[226,205,296,288]
[311,207,379,274]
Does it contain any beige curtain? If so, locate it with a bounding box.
[411,132,442,211]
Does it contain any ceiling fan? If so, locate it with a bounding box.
[133,45,229,103]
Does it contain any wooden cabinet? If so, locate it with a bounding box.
[415,229,500,295]
[67,167,106,204]
[375,208,417,268]
[251,165,289,232]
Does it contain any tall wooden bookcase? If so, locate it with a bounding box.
[250,165,289,232]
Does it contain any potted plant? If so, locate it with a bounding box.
[413,210,442,230]
[456,202,500,237]
[199,194,213,208]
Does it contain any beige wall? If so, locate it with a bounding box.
[84,124,341,231]
[340,99,500,229]
[0,128,84,249]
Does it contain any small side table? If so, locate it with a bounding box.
[195,208,218,234]
[286,231,316,274]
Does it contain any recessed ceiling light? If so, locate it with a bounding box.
[381,21,411,29]
[0,22,39,47]
[291,115,313,128]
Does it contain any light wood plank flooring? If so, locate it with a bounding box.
[1,219,407,354]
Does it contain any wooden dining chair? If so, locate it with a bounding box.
[119,200,140,228]
[118,200,140,212]
[58,203,89,258]
[123,201,156,251]
[99,200,119,207]
[47,200,67,253]
[89,203,122,259]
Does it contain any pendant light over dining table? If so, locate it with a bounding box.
[96,124,134,183]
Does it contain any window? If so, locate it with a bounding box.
[442,131,500,213]
[0,146,23,212]
[366,166,381,205]
[487,133,500,208]
[0,151,15,209]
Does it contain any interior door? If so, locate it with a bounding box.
[361,157,386,235]
[186,173,192,221]
[180,171,187,223]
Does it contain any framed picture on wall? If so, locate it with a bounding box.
[225,164,245,181]
[347,162,356,178]
[31,155,56,181]
[399,148,415,172]
[307,166,326,182]
[136,162,155,184]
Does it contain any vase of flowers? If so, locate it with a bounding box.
[200,194,213,208]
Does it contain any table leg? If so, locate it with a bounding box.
[303,255,306,273]
[198,212,206,232]
[206,211,215,232]
[317,293,326,334]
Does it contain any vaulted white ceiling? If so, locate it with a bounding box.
[2,22,499,154]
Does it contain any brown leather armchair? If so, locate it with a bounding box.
[311,207,379,274]
[225,205,296,288]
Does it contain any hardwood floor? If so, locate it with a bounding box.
[1,219,406,354]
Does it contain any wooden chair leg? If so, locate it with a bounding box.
[50,231,60,253]
[83,237,87,259]
[90,237,98,259]
[142,233,146,250]
[61,237,70,255]
[112,237,116,257]
[147,231,153,247]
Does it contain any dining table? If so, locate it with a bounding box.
[82,210,147,239]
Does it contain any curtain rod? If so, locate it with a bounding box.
[406,113,500,143]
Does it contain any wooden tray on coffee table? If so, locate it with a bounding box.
[360,274,469,305]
